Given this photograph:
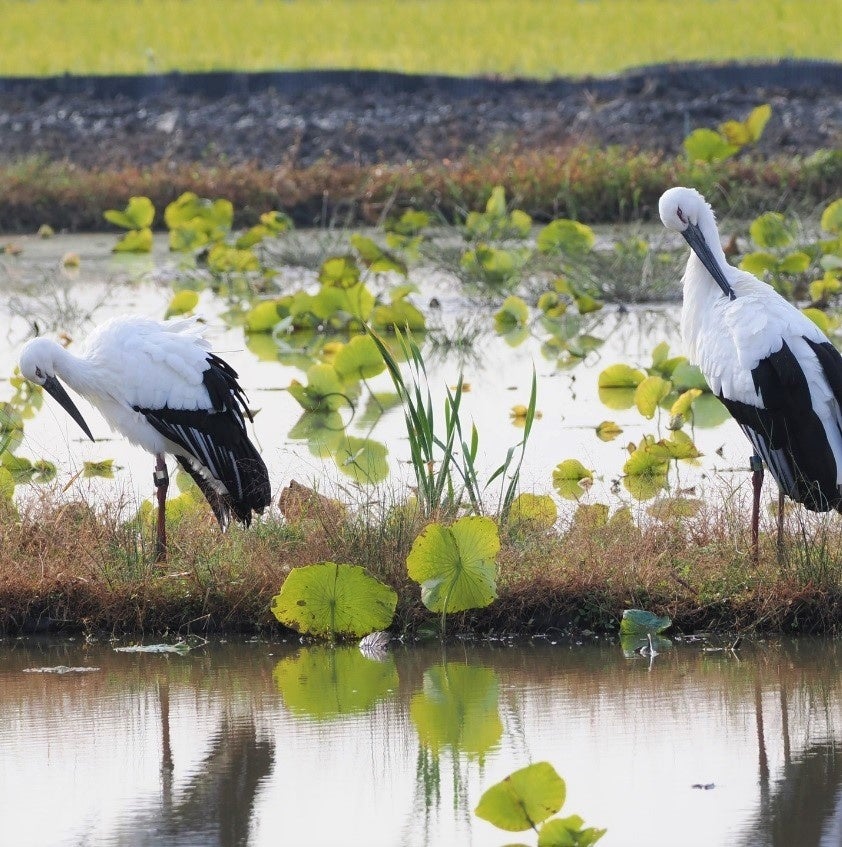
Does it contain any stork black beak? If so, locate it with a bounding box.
[682,222,736,301]
[42,375,94,441]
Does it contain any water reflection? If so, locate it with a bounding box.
[3,639,842,846]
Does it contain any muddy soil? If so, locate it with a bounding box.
[0,63,839,169]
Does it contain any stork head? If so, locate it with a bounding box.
[659,186,735,301]
[19,337,94,441]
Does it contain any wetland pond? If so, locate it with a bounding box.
[0,230,747,515]
[2,636,842,847]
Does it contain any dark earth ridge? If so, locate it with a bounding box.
[0,62,839,170]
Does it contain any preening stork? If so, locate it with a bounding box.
[660,186,842,556]
[18,315,272,561]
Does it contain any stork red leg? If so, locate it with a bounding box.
[154,455,169,563]
[750,454,764,562]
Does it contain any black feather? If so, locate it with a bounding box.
[135,355,271,526]
[718,339,842,512]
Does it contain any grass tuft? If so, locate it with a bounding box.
[3,484,842,637]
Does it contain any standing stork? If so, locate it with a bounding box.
[18,315,272,561]
[659,186,842,558]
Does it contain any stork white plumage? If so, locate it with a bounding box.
[660,186,842,557]
[18,315,272,561]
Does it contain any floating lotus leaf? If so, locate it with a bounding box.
[113,228,153,253]
[683,128,738,163]
[350,234,407,276]
[104,196,155,230]
[407,516,499,614]
[475,762,566,832]
[165,290,199,319]
[494,295,530,330]
[387,209,430,236]
[670,388,703,417]
[634,375,671,419]
[273,646,398,719]
[538,816,606,847]
[821,198,842,234]
[595,420,623,442]
[744,103,772,142]
[271,561,398,639]
[83,459,116,479]
[371,298,426,331]
[319,255,360,289]
[662,430,701,460]
[598,386,636,410]
[750,212,795,249]
[802,308,831,334]
[334,436,388,484]
[598,364,646,389]
[537,219,595,256]
[287,364,347,413]
[288,411,345,457]
[552,459,593,501]
[410,663,502,758]
[508,493,557,529]
[333,334,385,381]
[648,497,703,520]
[207,243,259,273]
[245,300,282,333]
[670,362,709,391]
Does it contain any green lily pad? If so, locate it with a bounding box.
[334,436,389,484]
[537,219,595,256]
[165,289,199,319]
[333,334,386,381]
[508,493,557,529]
[475,762,566,832]
[407,516,499,615]
[113,228,153,253]
[104,196,155,230]
[634,375,671,419]
[270,561,398,639]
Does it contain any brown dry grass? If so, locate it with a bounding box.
[0,146,840,233]
[2,484,842,637]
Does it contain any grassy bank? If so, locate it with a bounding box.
[2,486,842,637]
[2,0,839,78]
[2,147,841,234]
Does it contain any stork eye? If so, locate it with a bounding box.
[35,367,43,379]
[676,207,687,224]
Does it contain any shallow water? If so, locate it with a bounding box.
[0,231,756,517]
[1,637,841,847]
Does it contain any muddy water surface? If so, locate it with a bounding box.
[1,637,840,846]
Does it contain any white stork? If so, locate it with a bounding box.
[18,315,272,561]
[660,186,842,557]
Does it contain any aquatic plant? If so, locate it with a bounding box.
[684,104,771,164]
[103,196,154,253]
[475,761,605,846]
[406,515,500,633]
[270,561,397,640]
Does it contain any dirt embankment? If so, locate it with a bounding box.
[0,62,839,170]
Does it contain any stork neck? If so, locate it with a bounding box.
[52,344,100,398]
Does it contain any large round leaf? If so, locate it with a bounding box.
[334,436,389,484]
[407,516,499,614]
[475,762,566,832]
[273,646,398,719]
[333,334,386,381]
[270,562,397,639]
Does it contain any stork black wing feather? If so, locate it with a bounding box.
[135,356,271,526]
[718,340,842,511]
